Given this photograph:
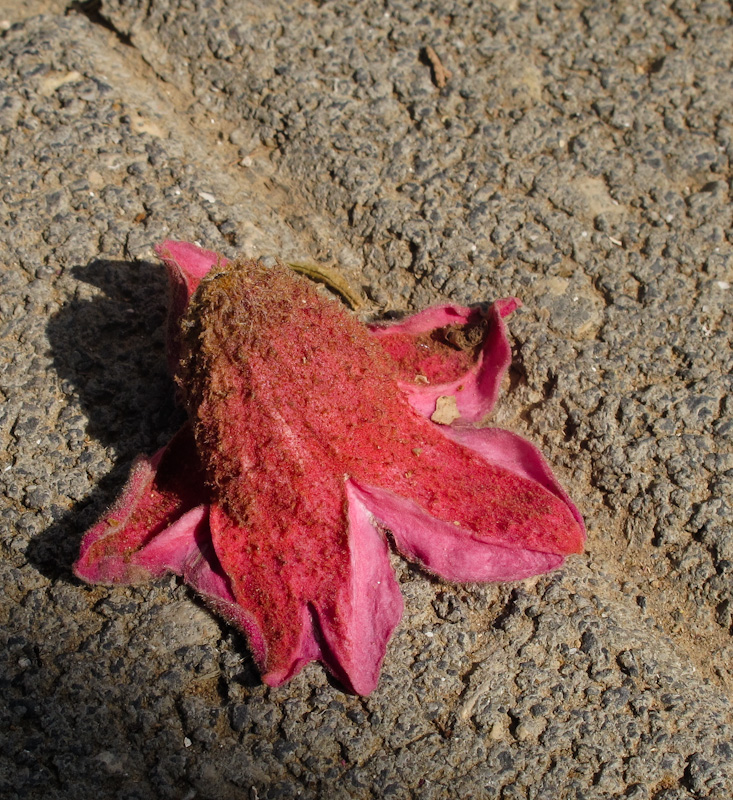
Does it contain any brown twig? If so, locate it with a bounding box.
[286,261,367,311]
[424,45,452,88]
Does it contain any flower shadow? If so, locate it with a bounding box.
[28,258,185,582]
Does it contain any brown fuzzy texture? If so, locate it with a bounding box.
[177,259,401,524]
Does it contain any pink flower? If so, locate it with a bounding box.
[74,241,584,695]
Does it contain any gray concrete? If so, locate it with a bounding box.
[1,1,731,798]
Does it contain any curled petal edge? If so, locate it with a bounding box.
[155,240,229,371]
[369,298,520,423]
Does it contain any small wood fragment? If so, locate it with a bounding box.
[431,395,460,425]
[424,46,452,88]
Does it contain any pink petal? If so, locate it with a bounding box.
[370,304,478,336]
[73,426,269,660]
[207,502,323,686]
[127,504,271,661]
[163,509,271,670]
[154,240,228,371]
[443,425,585,534]
[155,240,225,299]
[370,298,520,423]
[312,482,404,695]
[73,424,209,584]
[207,484,403,695]
[131,505,209,576]
[351,481,565,583]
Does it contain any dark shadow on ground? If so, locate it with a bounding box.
[13,259,268,799]
[28,258,185,582]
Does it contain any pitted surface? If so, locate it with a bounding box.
[1,2,731,798]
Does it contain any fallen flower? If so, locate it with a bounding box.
[74,240,584,695]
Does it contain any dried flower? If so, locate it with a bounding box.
[75,241,584,694]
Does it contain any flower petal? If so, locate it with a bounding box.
[370,298,520,423]
[119,503,271,662]
[311,481,404,695]
[155,239,225,301]
[155,240,227,370]
[74,424,209,584]
[206,483,403,695]
[442,425,585,536]
[207,503,325,686]
[351,481,566,583]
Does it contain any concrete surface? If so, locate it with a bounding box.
[1,1,731,798]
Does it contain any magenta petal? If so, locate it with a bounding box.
[369,303,478,336]
[155,240,229,371]
[130,505,272,662]
[74,452,167,584]
[207,503,323,688]
[312,481,404,695]
[351,481,564,583]
[471,298,520,417]
[442,425,586,535]
[370,299,520,423]
[259,607,323,689]
[74,424,210,584]
[236,606,324,691]
[131,505,221,588]
[155,240,226,294]
[207,484,403,694]
[131,505,209,575]
[263,611,323,689]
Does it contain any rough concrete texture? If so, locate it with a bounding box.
[1,1,731,798]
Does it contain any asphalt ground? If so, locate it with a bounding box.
[1,2,731,798]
